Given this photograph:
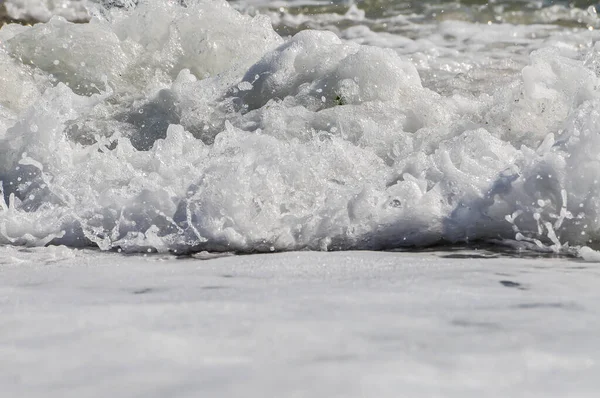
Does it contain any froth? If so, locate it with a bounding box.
[1,0,600,255]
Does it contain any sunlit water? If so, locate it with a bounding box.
[1,0,600,257]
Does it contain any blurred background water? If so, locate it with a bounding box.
[2,1,600,26]
[228,0,600,27]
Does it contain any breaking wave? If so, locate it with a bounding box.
[2,0,600,255]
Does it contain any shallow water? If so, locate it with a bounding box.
[2,0,600,256]
[2,247,600,397]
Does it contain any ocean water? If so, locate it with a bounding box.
[2,0,600,256]
[2,247,600,398]
[3,4,600,396]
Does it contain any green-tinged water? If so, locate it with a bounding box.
[3,1,600,28]
[230,0,600,31]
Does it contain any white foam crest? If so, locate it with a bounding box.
[2,0,600,255]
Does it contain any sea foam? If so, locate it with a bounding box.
[1,0,600,254]
[4,0,90,22]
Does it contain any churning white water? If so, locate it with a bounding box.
[2,0,600,255]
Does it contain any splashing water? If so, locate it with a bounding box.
[2,0,600,255]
